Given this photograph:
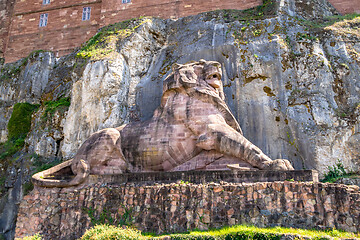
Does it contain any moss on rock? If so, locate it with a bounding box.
[8,103,39,141]
[76,17,151,60]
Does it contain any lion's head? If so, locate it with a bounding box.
[162,59,225,101]
[160,60,242,134]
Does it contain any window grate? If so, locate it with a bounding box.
[43,0,50,5]
[122,0,131,3]
[82,7,91,21]
[39,13,48,27]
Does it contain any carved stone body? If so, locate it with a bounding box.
[32,60,293,187]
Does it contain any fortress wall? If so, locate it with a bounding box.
[100,0,181,26]
[9,4,101,36]
[0,0,15,58]
[100,0,262,26]
[328,0,360,14]
[4,0,263,62]
[15,181,360,240]
[177,0,262,17]
[5,3,101,62]
[6,24,99,62]
[13,0,100,15]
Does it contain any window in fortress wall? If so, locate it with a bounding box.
[39,13,48,27]
[82,7,91,21]
[43,0,50,4]
[122,0,131,3]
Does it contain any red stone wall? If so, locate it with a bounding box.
[177,0,262,17]
[6,2,101,62]
[0,0,16,59]
[100,0,180,26]
[6,24,99,61]
[100,0,262,26]
[328,0,360,14]
[5,0,263,62]
[13,0,100,15]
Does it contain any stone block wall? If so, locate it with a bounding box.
[5,0,101,62]
[12,0,99,14]
[100,0,262,26]
[0,0,15,59]
[15,181,360,240]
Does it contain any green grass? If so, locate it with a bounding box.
[76,17,151,60]
[75,224,360,240]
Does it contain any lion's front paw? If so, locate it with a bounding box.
[269,159,294,170]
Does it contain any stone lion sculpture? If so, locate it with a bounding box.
[32,60,293,187]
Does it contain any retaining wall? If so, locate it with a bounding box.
[15,181,360,240]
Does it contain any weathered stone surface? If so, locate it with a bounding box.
[15,181,360,239]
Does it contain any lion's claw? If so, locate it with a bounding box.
[269,159,294,170]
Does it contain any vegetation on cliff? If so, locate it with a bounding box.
[0,97,71,196]
[41,97,70,122]
[0,102,39,160]
[77,17,151,60]
[321,162,358,183]
[0,102,39,196]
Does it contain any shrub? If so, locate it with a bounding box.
[81,225,146,240]
[21,233,42,240]
[321,162,351,183]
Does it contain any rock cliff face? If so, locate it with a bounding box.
[0,0,360,237]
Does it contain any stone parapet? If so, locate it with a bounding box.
[84,170,319,185]
[15,181,360,239]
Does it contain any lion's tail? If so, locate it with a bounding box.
[31,159,90,188]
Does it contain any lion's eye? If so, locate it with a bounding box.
[213,74,217,78]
